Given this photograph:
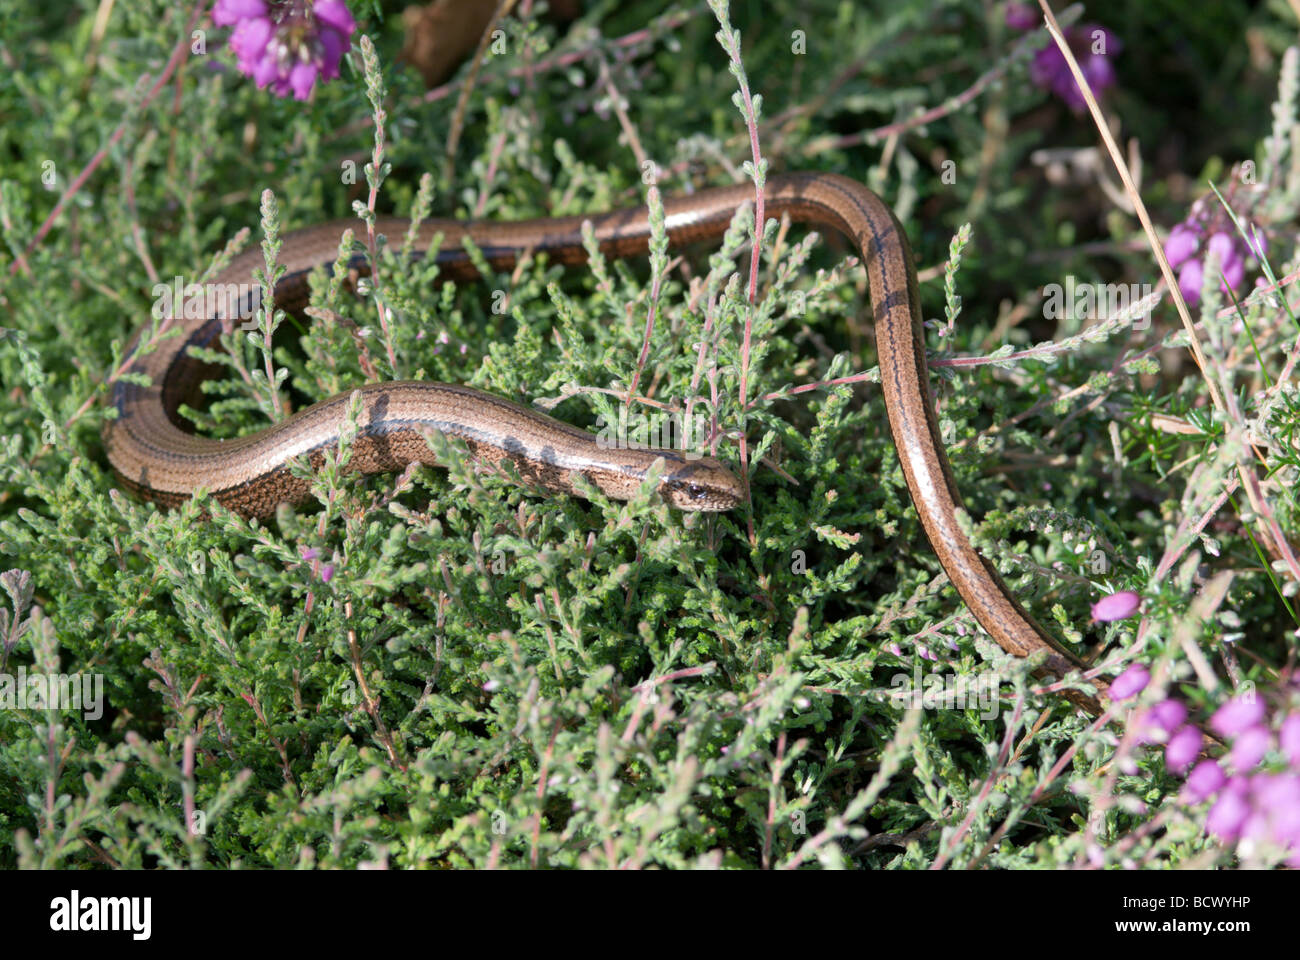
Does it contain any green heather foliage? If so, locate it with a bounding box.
[0,0,1297,868]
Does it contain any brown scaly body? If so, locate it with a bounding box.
[104,172,1108,712]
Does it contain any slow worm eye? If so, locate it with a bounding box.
[688,484,706,500]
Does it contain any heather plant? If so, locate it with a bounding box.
[214,0,358,100]
[1,0,1298,871]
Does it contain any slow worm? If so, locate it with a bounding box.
[104,171,1107,710]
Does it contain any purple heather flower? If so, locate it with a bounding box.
[230,16,273,63]
[1211,695,1266,738]
[1280,713,1300,768]
[1165,725,1202,774]
[1206,777,1251,840]
[1222,257,1245,294]
[217,0,357,101]
[1164,224,1199,268]
[1229,725,1272,772]
[214,0,267,25]
[1135,698,1187,744]
[1164,214,1267,305]
[1206,231,1237,267]
[1195,767,1300,861]
[1110,662,1149,700]
[1182,759,1226,803]
[1028,24,1121,112]
[1178,257,1204,304]
[1237,774,1300,859]
[1239,810,1272,847]
[318,22,346,80]
[320,563,334,583]
[1257,771,1300,802]
[251,53,279,89]
[1005,3,1037,31]
[313,0,354,33]
[1091,590,1140,623]
[299,546,319,561]
[289,61,318,100]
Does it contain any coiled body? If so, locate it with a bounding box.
[104,172,1104,708]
